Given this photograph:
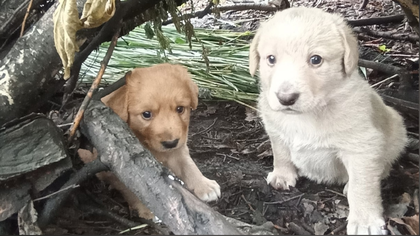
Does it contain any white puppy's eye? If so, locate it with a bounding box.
[176,106,185,114]
[141,111,152,120]
[309,55,323,65]
[266,55,276,66]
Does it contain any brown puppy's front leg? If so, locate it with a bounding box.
[266,135,298,190]
[344,154,386,235]
[157,145,221,202]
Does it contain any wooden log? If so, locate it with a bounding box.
[80,100,241,235]
[0,182,31,221]
[0,115,69,181]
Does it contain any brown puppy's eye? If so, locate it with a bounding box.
[267,55,276,66]
[309,55,323,65]
[176,106,184,114]
[141,111,152,120]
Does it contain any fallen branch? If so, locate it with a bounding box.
[67,20,122,143]
[37,158,109,228]
[79,101,241,235]
[359,0,369,9]
[288,222,311,235]
[358,58,404,75]
[347,14,405,27]
[354,27,419,43]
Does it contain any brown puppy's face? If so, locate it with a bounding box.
[125,64,198,153]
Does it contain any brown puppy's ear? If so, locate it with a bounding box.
[188,78,199,110]
[339,22,359,76]
[177,65,199,110]
[249,28,262,77]
[101,71,131,121]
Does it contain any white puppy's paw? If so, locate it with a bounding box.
[193,177,221,202]
[347,216,387,235]
[266,169,298,190]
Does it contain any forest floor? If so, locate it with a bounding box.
[43,0,419,235]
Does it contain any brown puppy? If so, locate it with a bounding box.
[83,64,220,219]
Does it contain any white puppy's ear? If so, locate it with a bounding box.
[339,23,359,75]
[249,29,262,77]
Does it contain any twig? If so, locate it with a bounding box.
[371,74,399,88]
[79,203,170,235]
[92,75,126,100]
[300,220,316,235]
[329,222,347,235]
[190,117,218,137]
[33,184,79,202]
[263,193,304,206]
[354,27,419,43]
[67,21,122,144]
[19,0,34,37]
[359,0,369,9]
[288,222,311,235]
[241,194,255,212]
[324,188,346,198]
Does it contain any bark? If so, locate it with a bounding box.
[0,182,31,221]
[0,0,46,49]
[0,115,68,181]
[0,1,63,126]
[80,101,242,235]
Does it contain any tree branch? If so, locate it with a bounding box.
[79,101,241,235]
[67,20,122,143]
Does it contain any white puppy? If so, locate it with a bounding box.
[249,7,407,235]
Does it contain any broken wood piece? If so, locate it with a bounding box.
[0,115,69,181]
[0,182,31,221]
[80,100,241,235]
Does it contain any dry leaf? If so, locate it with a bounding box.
[403,215,419,235]
[53,0,116,80]
[81,0,116,28]
[18,200,42,235]
[53,0,83,80]
[390,217,418,235]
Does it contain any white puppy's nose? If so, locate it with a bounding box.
[277,92,300,106]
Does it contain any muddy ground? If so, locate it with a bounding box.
[40,0,419,235]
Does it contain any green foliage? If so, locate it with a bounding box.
[81,25,259,108]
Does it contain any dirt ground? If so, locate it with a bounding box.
[41,0,419,235]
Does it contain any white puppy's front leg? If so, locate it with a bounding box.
[344,154,387,235]
[266,136,298,190]
[164,145,221,202]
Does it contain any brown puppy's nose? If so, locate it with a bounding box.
[161,139,179,149]
[277,93,300,106]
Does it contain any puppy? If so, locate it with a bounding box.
[83,64,220,218]
[249,7,407,235]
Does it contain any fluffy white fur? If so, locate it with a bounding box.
[249,7,407,235]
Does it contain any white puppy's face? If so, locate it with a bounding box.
[250,8,358,114]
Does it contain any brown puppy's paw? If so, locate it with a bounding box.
[266,169,298,190]
[192,177,221,202]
